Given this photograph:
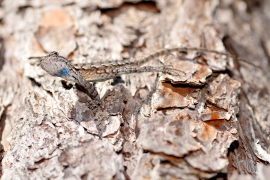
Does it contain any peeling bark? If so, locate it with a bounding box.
[0,0,270,179]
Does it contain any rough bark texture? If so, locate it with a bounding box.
[0,0,270,179]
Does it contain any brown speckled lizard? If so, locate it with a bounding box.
[39,47,235,104]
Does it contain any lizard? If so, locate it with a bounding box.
[39,47,236,104]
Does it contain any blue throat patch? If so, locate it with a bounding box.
[56,68,69,77]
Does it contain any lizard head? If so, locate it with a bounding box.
[40,51,71,77]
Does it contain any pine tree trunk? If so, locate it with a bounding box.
[0,0,269,179]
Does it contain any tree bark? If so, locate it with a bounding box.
[0,0,269,179]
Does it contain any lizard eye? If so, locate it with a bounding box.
[49,51,59,56]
